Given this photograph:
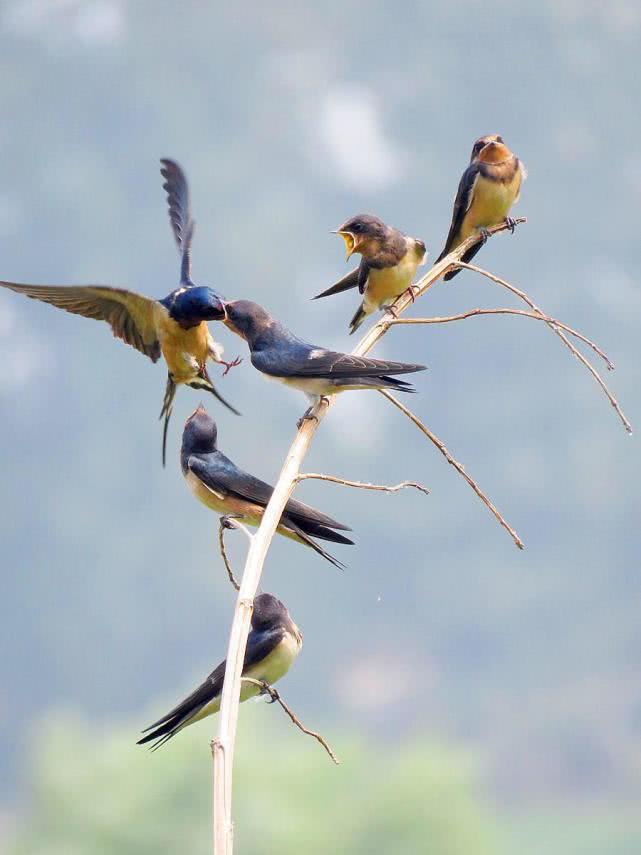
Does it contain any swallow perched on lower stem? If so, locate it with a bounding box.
[313,215,427,334]
[181,406,354,568]
[435,134,526,281]
[222,300,426,422]
[138,593,302,750]
[0,158,240,466]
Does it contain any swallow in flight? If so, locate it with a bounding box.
[138,592,302,749]
[222,300,426,422]
[313,214,427,334]
[435,134,526,281]
[181,405,353,568]
[0,158,241,465]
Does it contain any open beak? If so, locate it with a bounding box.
[332,229,357,260]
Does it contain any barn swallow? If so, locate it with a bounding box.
[313,215,427,334]
[0,158,241,465]
[181,406,353,569]
[435,134,526,281]
[222,300,426,421]
[138,592,302,749]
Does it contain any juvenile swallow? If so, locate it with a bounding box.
[182,406,353,568]
[435,134,526,281]
[223,300,426,420]
[313,215,427,334]
[0,158,240,465]
[138,592,302,749]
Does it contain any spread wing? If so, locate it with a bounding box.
[435,162,479,263]
[138,626,285,748]
[160,158,194,285]
[188,454,351,531]
[0,281,161,361]
[313,265,361,300]
[253,346,426,379]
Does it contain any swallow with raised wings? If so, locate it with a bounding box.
[435,134,526,281]
[181,406,353,569]
[222,300,426,422]
[313,214,427,333]
[138,593,302,749]
[0,158,240,464]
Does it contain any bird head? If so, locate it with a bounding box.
[252,593,302,642]
[182,405,218,454]
[470,134,513,164]
[332,214,388,260]
[223,299,274,345]
[169,286,226,327]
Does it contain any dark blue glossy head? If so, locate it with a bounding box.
[182,405,217,456]
[162,286,226,328]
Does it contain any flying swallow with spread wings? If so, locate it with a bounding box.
[0,158,241,464]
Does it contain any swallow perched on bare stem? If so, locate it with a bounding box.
[313,215,427,334]
[181,406,353,568]
[435,135,526,281]
[222,300,426,423]
[138,593,302,750]
[0,158,241,465]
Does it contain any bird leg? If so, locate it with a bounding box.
[296,397,329,430]
[218,355,242,377]
[478,227,492,245]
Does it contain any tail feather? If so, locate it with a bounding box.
[442,242,482,282]
[188,368,241,416]
[159,375,177,468]
[287,520,348,570]
[348,303,368,335]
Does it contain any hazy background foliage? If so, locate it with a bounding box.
[0,0,639,851]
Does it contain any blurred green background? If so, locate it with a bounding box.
[1,1,639,852]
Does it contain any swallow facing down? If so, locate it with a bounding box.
[223,300,427,418]
[182,406,353,568]
[138,593,302,749]
[0,158,240,465]
[314,215,427,334]
[435,134,526,281]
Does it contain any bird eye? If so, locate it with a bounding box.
[351,223,362,233]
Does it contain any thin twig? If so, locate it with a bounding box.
[388,308,614,369]
[379,389,525,550]
[296,473,430,497]
[457,262,632,434]
[242,677,339,765]
[212,220,523,854]
[217,516,254,591]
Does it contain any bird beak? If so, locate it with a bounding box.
[333,229,357,260]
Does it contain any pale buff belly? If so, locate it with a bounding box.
[460,175,518,240]
[183,633,302,727]
[184,469,309,546]
[153,304,210,384]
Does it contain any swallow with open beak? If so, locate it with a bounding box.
[222,300,426,423]
[138,593,302,750]
[313,215,427,334]
[0,158,241,465]
[181,406,353,569]
[435,135,526,281]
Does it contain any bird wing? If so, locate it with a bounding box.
[253,346,426,379]
[160,158,195,285]
[312,264,364,300]
[0,281,161,361]
[435,162,479,263]
[188,454,351,531]
[139,626,285,741]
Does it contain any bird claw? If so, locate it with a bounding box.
[402,285,418,304]
[505,216,517,234]
[384,304,400,319]
[479,228,491,245]
[297,407,319,430]
[220,356,242,377]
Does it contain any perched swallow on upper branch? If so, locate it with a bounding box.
[0,158,241,465]
[314,214,427,334]
[138,593,302,749]
[435,135,526,281]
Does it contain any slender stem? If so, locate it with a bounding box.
[217,516,254,591]
[296,473,430,497]
[379,389,525,550]
[241,677,340,765]
[211,219,523,853]
[457,262,631,433]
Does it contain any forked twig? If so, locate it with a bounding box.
[242,677,339,765]
[218,516,254,591]
[457,262,632,434]
[295,473,430,497]
[379,390,524,550]
[388,308,614,369]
